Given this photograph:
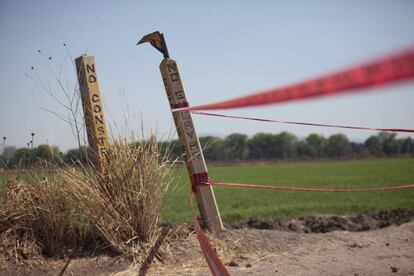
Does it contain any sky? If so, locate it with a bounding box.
[1,0,414,152]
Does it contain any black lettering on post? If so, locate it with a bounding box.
[95,114,104,125]
[183,121,193,130]
[93,104,101,113]
[189,142,199,153]
[91,94,100,102]
[174,91,185,100]
[86,64,95,73]
[167,62,177,73]
[186,131,194,139]
[170,73,180,82]
[98,137,106,145]
[97,126,105,136]
[88,75,97,83]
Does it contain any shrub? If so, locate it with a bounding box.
[59,135,175,261]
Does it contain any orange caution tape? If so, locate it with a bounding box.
[174,47,414,112]
[212,181,414,192]
[192,215,231,276]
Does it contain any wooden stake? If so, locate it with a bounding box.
[160,58,224,232]
[75,55,110,174]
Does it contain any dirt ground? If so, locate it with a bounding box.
[2,209,414,276]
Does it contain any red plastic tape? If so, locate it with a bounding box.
[193,216,231,276]
[174,47,414,111]
[170,101,189,109]
[192,111,414,133]
[191,172,211,192]
[212,181,414,192]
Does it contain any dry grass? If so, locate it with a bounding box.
[0,135,177,266]
[0,178,84,264]
[59,135,175,261]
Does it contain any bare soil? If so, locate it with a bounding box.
[229,208,414,233]
[1,209,413,276]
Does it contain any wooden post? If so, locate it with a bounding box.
[75,55,110,173]
[160,58,224,232]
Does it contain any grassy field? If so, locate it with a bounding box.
[163,158,414,223]
[1,158,414,224]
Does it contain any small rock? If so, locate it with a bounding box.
[391,266,399,273]
[245,263,252,268]
[288,223,298,231]
[228,260,239,267]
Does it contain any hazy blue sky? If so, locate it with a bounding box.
[1,0,414,152]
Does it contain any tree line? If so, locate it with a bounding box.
[1,132,413,168]
[160,131,413,161]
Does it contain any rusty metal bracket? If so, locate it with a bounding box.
[137,31,170,59]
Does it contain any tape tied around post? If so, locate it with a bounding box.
[191,172,211,192]
[170,101,189,109]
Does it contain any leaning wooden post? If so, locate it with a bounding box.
[138,32,224,232]
[75,55,110,174]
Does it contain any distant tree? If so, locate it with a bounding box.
[351,142,367,156]
[365,135,382,156]
[34,144,62,165]
[199,136,226,161]
[247,133,275,160]
[63,146,89,165]
[158,140,182,159]
[10,148,34,167]
[378,132,400,155]
[296,140,307,158]
[1,146,16,162]
[325,134,351,158]
[301,134,326,158]
[400,137,413,154]
[272,132,297,159]
[224,133,248,160]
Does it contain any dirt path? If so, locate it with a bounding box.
[2,211,413,275]
[217,222,414,276]
[144,210,414,276]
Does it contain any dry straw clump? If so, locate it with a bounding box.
[0,134,176,266]
[59,135,175,261]
[0,177,84,264]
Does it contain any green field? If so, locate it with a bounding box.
[163,158,414,223]
[1,158,414,224]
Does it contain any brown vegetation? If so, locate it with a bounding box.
[0,136,176,267]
